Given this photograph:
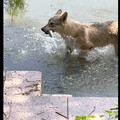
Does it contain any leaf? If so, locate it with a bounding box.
[113,112,118,119]
[87,115,95,118]
[105,110,114,116]
[86,118,90,120]
[115,114,118,118]
[75,116,80,120]
[75,115,87,120]
[99,115,104,118]
[105,110,113,114]
[114,104,118,106]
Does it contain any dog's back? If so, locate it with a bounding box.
[88,21,118,46]
[91,21,118,35]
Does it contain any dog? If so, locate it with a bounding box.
[41,9,118,56]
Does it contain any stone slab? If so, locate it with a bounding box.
[3,71,118,120]
[3,71,70,120]
[4,71,42,96]
[4,95,69,120]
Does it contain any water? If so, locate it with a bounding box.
[4,0,118,97]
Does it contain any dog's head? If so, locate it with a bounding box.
[41,9,68,37]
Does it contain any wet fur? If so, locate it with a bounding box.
[41,9,118,56]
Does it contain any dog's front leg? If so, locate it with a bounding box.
[79,50,88,58]
[64,37,74,55]
[79,46,94,58]
[65,46,73,55]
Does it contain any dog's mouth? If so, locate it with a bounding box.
[45,30,54,38]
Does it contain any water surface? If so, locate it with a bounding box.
[4,0,118,97]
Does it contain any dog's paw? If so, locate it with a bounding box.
[65,51,71,55]
[65,48,73,55]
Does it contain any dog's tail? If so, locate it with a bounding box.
[108,21,118,36]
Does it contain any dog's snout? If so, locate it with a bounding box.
[41,27,45,32]
[41,27,49,34]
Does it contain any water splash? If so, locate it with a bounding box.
[4,18,118,97]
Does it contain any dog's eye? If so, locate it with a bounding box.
[50,22,54,26]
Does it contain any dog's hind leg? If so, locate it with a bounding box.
[78,50,88,58]
[112,35,118,56]
[114,43,118,56]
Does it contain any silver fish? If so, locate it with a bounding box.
[49,30,53,38]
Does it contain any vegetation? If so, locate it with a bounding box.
[75,115,95,120]
[75,104,118,120]
[5,0,27,21]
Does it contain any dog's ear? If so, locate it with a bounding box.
[55,9,62,15]
[60,12,68,22]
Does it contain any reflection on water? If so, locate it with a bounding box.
[4,0,118,97]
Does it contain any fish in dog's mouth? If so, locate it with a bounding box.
[48,30,54,37]
[43,30,54,38]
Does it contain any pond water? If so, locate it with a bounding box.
[4,0,118,97]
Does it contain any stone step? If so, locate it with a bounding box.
[4,95,118,120]
[3,71,118,120]
[4,71,42,96]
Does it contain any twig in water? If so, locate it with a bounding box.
[5,101,12,120]
[37,111,44,115]
[14,91,30,95]
[89,106,96,115]
[110,107,118,110]
[67,97,69,120]
[55,112,68,119]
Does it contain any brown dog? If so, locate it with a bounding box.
[41,9,118,56]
